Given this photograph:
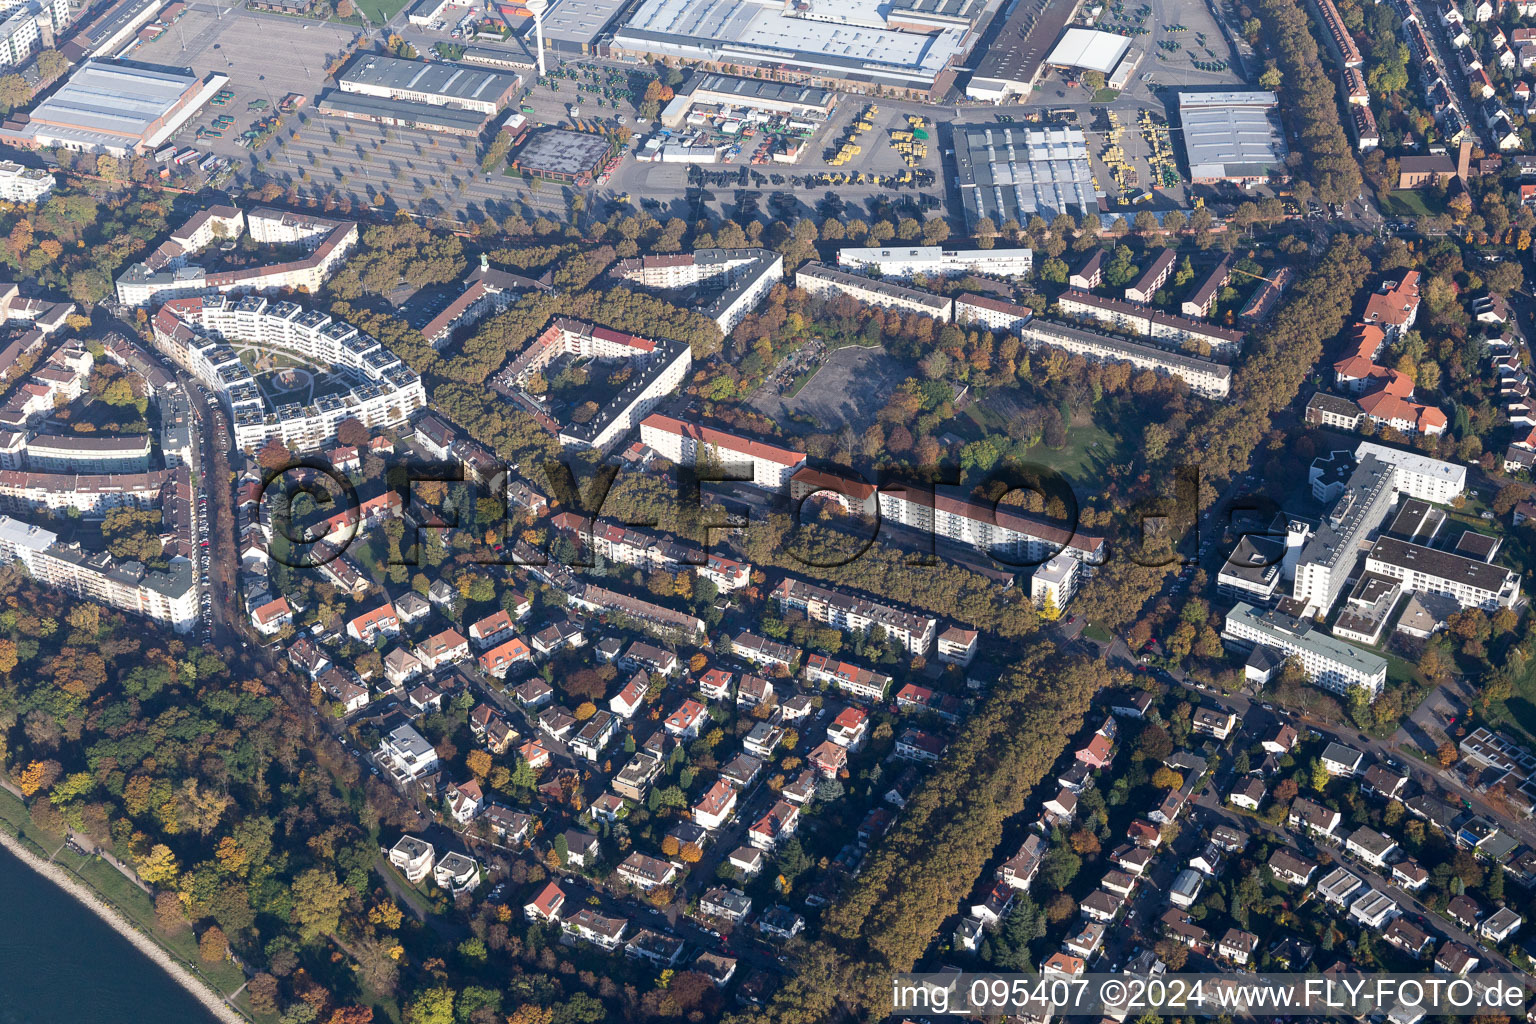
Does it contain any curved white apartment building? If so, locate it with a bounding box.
[152,294,425,452]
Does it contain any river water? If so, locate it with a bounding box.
[0,843,218,1024]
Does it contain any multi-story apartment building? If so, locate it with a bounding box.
[1364,536,1520,611]
[0,514,198,631]
[834,245,1034,279]
[1030,553,1080,611]
[954,293,1033,333]
[24,433,151,473]
[794,262,954,321]
[803,653,893,701]
[1292,454,1396,618]
[116,207,358,306]
[0,0,67,69]
[567,583,707,640]
[1181,255,1234,319]
[377,721,439,783]
[639,414,806,489]
[1353,441,1465,504]
[499,317,692,454]
[1017,317,1232,398]
[1056,290,1245,354]
[610,248,783,333]
[772,576,937,655]
[421,261,546,348]
[152,294,424,452]
[876,483,1106,565]
[1222,602,1387,698]
[0,468,173,517]
[1125,248,1176,303]
[0,160,53,201]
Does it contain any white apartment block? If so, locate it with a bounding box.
[116,207,358,306]
[1292,454,1397,618]
[501,318,692,454]
[1125,248,1176,303]
[378,721,440,783]
[0,515,197,631]
[1031,553,1080,611]
[877,484,1106,565]
[245,207,353,247]
[955,293,1033,333]
[639,414,805,488]
[610,248,783,332]
[835,245,1033,279]
[0,160,53,202]
[170,205,246,251]
[795,262,954,321]
[1056,290,1245,354]
[772,576,936,655]
[152,294,425,452]
[0,0,66,69]
[1353,441,1466,504]
[26,433,150,473]
[1222,602,1387,699]
[1018,317,1232,398]
[0,468,171,517]
[1365,536,1520,611]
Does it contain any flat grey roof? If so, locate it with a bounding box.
[316,90,491,132]
[340,55,519,104]
[1228,602,1388,676]
[513,128,614,175]
[28,59,199,139]
[1369,535,1516,594]
[1177,91,1287,180]
[968,0,1077,89]
[689,72,834,110]
[954,125,1097,227]
[539,0,629,46]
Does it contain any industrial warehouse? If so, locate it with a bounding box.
[510,127,618,182]
[337,54,522,114]
[1177,91,1289,185]
[953,124,1098,228]
[315,91,497,137]
[659,73,836,129]
[609,0,977,97]
[0,58,226,156]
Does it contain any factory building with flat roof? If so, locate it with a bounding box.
[525,0,630,54]
[611,0,976,97]
[964,0,1077,100]
[316,91,492,136]
[953,124,1097,228]
[1177,91,1288,185]
[660,72,836,128]
[0,58,226,157]
[338,54,521,114]
[511,128,617,182]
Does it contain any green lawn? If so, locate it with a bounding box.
[1382,190,1446,219]
[1083,622,1113,644]
[341,0,413,25]
[1019,420,1127,485]
[1488,655,1536,747]
[0,785,64,855]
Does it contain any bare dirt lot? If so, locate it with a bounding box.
[749,345,909,433]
